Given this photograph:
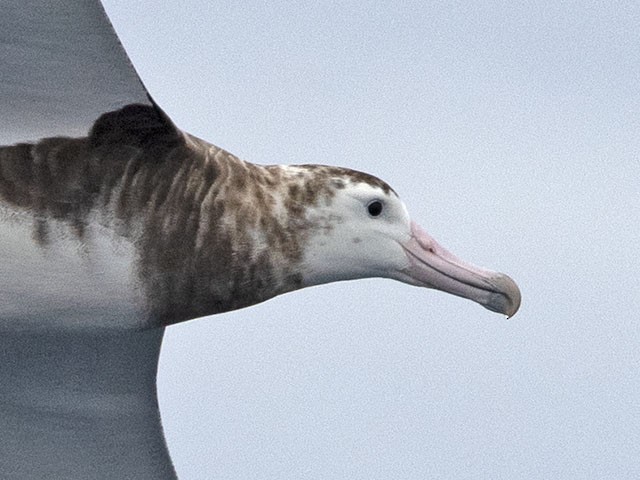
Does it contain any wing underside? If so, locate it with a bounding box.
[1,0,154,143]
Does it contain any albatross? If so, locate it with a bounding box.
[0,1,521,478]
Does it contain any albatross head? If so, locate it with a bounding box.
[293,167,521,318]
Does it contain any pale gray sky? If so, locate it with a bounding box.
[103,2,640,478]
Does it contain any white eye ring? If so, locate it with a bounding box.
[367,200,383,217]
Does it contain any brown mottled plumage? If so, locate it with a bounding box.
[0,104,398,325]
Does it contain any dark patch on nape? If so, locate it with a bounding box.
[295,164,396,195]
[277,164,397,226]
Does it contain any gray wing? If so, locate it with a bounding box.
[0,2,180,479]
[1,0,154,144]
[0,329,178,480]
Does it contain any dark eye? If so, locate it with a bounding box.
[367,200,384,217]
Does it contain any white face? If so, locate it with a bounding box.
[300,181,521,317]
[300,183,413,285]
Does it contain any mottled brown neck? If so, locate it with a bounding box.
[0,104,395,326]
[0,105,307,324]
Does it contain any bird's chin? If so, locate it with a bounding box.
[397,221,521,318]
